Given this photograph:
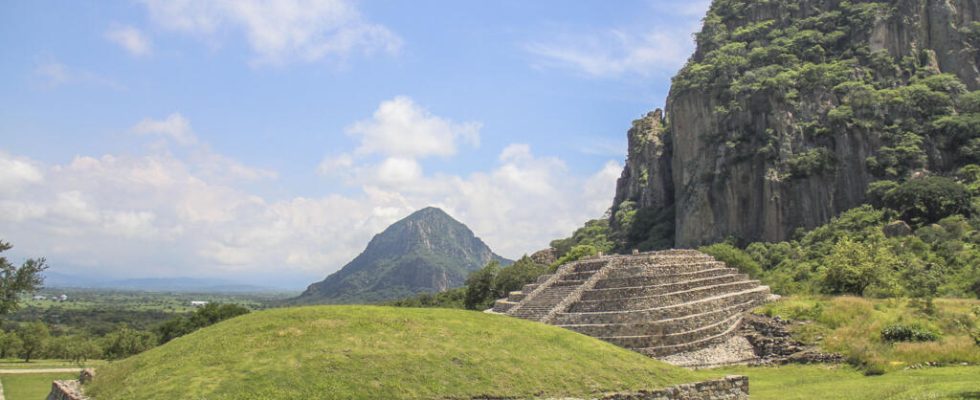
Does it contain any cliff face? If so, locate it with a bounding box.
[613,0,979,248]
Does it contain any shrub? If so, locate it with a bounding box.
[880,323,940,342]
[883,176,971,225]
[699,243,762,278]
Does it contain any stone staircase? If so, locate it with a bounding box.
[490,249,771,361]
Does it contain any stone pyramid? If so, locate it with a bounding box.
[491,249,771,359]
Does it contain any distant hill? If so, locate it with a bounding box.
[42,272,284,293]
[294,207,511,304]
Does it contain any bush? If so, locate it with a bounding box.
[881,323,941,342]
[883,176,971,225]
[699,243,763,278]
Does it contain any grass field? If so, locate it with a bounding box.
[0,372,77,400]
[701,364,980,400]
[756,296,980,373]
[87,305,710,399]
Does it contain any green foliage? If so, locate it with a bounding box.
[463,261,500,310]
[550,219,614,258]
[757,296,980,374]
[494,256,548,295]
[550,245,599,272]
[820,238,897,296]
[882,176,971,226]
[155,303,250,344]
[699,243,762,278]
[881,323,941,342]
[0,330,22,358]
[17,321,48,362]
[786,148,836,179]
[0,240,48,316]
[102,325,156,360]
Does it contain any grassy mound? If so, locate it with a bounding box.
[87,306,701,399]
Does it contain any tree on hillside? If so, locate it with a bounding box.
[102,326,156,360]
[0,240,48,316]
[18,321,48,362]
[0,330,22,358]
[464,261,500,310]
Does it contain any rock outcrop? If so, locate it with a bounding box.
[612,0,980,248]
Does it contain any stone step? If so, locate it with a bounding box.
[507,291,526,302]
[552,286,770,325]
[492,299,518,313]
[604,262,726,279]
[558,300,758,337]
[562,271,599,281]
[597,313,743,348]
[521,283,540,293]
[636,316,744,358]
[536,274,554,284]
[554,279,587,287]
[594,268,737,289]
[568,280,763,313]
[580,274,749,301]
[572,260,608,272]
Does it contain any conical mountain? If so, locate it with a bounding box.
[295,207,511,304]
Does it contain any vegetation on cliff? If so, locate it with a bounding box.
[86,306,704,399]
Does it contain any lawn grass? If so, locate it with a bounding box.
[700,364,980,400]
[87,305,708,399]
[756,296,980,372]
[1,372,77,400]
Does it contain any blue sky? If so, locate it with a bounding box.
[0,0,708,288]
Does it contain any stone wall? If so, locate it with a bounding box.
[471,376,749,400]
[46,380,87,400]
[600,376,748,400]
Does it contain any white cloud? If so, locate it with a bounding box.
[527,29,690,78]
[0,154,43,189]
[105,25,153,57]
[132,113,197,145]
[32,60,125,90]
[347,96,480,159]
[142,0,401,65]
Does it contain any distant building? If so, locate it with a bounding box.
[33,295,46,301]
[190,301,208,307]
[58,294,68,301]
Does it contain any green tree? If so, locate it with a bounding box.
[0,330,22,359]
[820,238,897,296]
[0,241,48,316]
[883,176,971,225]
[463,261,500,310]
[102,326,156,360]
[493,256,548,295]
[18,321,49,362]
[699,243,763,278]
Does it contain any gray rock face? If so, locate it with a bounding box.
[612,0,979,247]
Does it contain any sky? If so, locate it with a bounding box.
[0,0,709,289]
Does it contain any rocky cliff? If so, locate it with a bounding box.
[612,0,980,249]
[295,207,510,304]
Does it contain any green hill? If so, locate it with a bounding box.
[295,207,511,304]
[86,306,703,399]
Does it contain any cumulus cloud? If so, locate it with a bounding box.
[0,107,619,287]
[142,0,401,65]
[132,113,197,145]
[347,96,480,159]
[105,25,153,57]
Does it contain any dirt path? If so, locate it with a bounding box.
[0,368,81,374]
